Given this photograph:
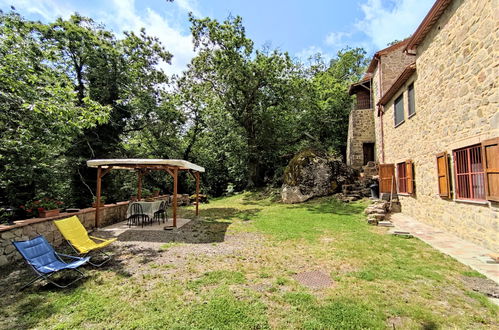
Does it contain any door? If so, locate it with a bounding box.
[363,143,375,165]
[379,164,395,194]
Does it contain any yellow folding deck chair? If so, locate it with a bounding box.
[54,216,116,267]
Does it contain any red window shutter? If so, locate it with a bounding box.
[379,164,395,193]
[436,152,450,198]
[482,138,499,202]
[406,160,414,194]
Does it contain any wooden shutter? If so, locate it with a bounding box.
[482,138,499,202]
[436,152,450,198]
[406,160,414,194]
[379,164,395,193]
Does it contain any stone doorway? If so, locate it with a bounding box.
[363,142,375,165]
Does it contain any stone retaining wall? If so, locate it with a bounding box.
[0,202,129,267]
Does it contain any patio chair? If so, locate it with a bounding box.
[127,202,150,227]
[53,216,116,267]
[12,235,90,290]
[153,201,167,225]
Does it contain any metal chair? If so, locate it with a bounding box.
[153,201,167,225]
[128,202,150,227]
[13,235,90,290]
[53,216,116,267]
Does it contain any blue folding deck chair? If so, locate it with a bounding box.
[13,235,90,290]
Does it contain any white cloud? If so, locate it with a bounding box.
[355,0,435,49]
[174,0,201,17]
[325,31,351,47]
[1,0,72,20]
[295,45,331,65]
[1,0,198,76]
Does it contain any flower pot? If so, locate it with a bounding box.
[92,202,105,208]
[39,209,60,218]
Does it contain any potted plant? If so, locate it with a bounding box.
[141,189,153,201]
[92,196,107,208]
[23,197,64,218]
[152,188,160,197]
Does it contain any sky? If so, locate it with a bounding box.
[0,0,435,75]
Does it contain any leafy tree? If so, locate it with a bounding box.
[189,15,310,187]
[0,11,110,208]
[307,47,368,157]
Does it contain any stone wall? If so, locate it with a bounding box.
[379,0,499,250]
[0,202,129,266]
[379,47,415,94]
[371,44,414,162]
[346,108,376,169]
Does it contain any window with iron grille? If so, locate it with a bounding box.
[397,162,407,193]
[408,83,415,117]
[453,144,485,200]
[394,94,404,126]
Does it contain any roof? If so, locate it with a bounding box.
[348,76,371,95]
[366,39,410,74]
[404,0,453,52]
[377,63,416,107]
[87,159,205,172]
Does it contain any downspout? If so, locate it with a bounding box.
[377,56,385,163]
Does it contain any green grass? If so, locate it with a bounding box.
[1,191,497,329]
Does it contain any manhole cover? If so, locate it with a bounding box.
[293,270,333,289]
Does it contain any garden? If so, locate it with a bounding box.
[1,193,497,329]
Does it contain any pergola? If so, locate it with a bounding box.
[87,159,205,228]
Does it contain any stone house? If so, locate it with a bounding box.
[348,0,498,250]
[346,39,414,169]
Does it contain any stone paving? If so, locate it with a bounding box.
[389,213,499,284]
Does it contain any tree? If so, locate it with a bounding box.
[189,15,310,187]
[307,47,368,157]
[0,11,110,208]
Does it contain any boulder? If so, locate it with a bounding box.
[281,149,356,204]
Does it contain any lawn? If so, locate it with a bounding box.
[1,192,497,329]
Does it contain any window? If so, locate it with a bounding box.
[397,160,414,194]
[482,138,499,202]
[408,83,415,117]
[394,94,404,126]
[436,152,451,198]
[397,162,407,193]
[453,145,485,200]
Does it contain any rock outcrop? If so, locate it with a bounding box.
[281,149,356,204]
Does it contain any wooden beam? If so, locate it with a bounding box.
[95,166,102,228]
[164,168,174,177]
[101,166,114,177]
[173,167,178,227]
[195,171,200,216]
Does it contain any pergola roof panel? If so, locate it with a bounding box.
[87,159,205,172]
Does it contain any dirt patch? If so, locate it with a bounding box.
[461,275,499,298]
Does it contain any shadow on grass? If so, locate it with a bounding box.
[0,259,92,329]
[181,207,261,222]
[287,197,367,216]
[116,219,231,244]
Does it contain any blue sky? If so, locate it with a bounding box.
[1,0,435,75]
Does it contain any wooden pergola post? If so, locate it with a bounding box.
[95,166,102,228]
[172,167,178,227]
[137,170,143,200]
[195,171,200,216]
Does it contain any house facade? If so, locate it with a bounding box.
[346,41,414,169]
[349,0,498,250]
